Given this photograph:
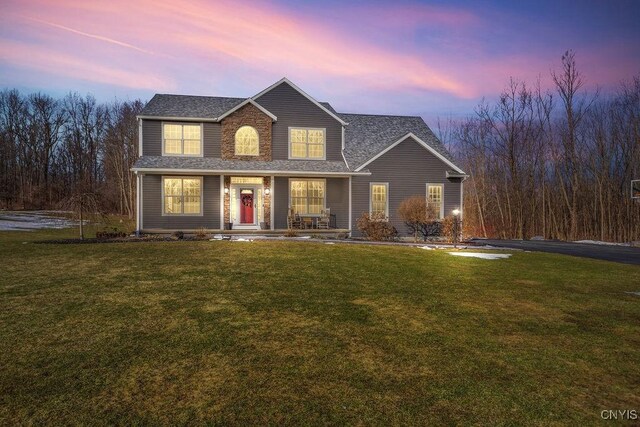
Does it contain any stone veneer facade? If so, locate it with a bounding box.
[221,103,272,161]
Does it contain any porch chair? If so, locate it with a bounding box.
[316,208,331,229]
[287,208,303,229]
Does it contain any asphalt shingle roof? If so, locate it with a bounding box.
[339,113,455,170]
[138,93,459,173]
[133,156,355,174]
[141,94,245,118]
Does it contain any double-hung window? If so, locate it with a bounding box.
[289,128,325,159]
[290,179,325,215]
[427,184,444,219]
[163,123,202,156]
[163,177,202,215]
[370,183,389,219]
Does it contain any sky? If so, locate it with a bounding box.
[1,0,639,124]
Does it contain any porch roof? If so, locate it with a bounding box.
[132,156,370,176]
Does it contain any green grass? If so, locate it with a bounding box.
[1,226,639,425]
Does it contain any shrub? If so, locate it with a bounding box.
[356,212,398,241]
[195,227,209,240]
[397,196,438,241]
[172,231,184,240]
[441,216,458,243]
[284,229,298,237]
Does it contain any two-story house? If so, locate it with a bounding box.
[132,78,467,236]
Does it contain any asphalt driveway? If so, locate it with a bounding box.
[472,239,640,265]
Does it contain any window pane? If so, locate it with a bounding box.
[371,184,387,216]
[164,196,182,214]
[164,124,181,139]
[182,179,200,196]
[164,139,182,154]
[164,178,182,196]
[307,143,324,159]
[291,141,307,158]
[308,129,324,144]
[183,196,201,214]
[235,126,259,155]
[290,129,307,143]
[183,125,200,140]
[427,185,443,218]
[183,140,201,155]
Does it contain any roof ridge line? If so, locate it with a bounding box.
[338,112,423,119]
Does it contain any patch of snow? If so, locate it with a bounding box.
[233,238,251,242]
[325,242,336,245]
[449,252,512,260]
[625,291,640,297]
[0,212,77,231]
[574,240,630,247]
[419,246,434,250]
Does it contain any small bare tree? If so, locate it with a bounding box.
[60,191,100,240]
[398,196,438,242]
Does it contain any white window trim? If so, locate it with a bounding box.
[426,183,445,219]
[288,178,326,217]
[288,127,326,160]
[161,122,204,157]
[161,176,204,216]
[369,182,389,220]
[234,125,260,156]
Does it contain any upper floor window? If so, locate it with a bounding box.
[235,126,259,156]
[289,128,325,159]
[163,123,202,156]
[427,184,444,219]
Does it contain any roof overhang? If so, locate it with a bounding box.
[137,115,218,122]
[252,77,348,126]
[355,132,466,174]
[132,167,370,177]
[446,171,469,180]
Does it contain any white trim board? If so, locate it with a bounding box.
[252,77,348,126]
[217,98,277,122]
[355,132,465,174]
[132,167,370,177]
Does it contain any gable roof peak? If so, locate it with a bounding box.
[252,77,348,126]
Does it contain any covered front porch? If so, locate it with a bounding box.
[222,175,350,232]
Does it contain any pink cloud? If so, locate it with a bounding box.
[0,39,173,91]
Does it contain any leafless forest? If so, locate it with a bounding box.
[0,52,638,241]
[444,52,640,242]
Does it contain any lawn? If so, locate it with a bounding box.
[1,226,639,425]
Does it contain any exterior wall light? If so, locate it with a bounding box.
[265,188,271,195]
[224,187,229,194]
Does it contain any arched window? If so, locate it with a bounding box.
[235,126,259,156]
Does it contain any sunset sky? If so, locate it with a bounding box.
[1,0,639,122]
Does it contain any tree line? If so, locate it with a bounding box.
[445,51,639,242]
[0,91,143,217]
[0,51,638,242]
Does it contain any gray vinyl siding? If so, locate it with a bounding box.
[254,82,343,162]
[273,176,349,229]
[351,137,462,236]
[274,177,289,229]
[326,178,349,229]
[142,174,220,230]
[142,120,220,157]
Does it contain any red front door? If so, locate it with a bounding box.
[240,190,254,224]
